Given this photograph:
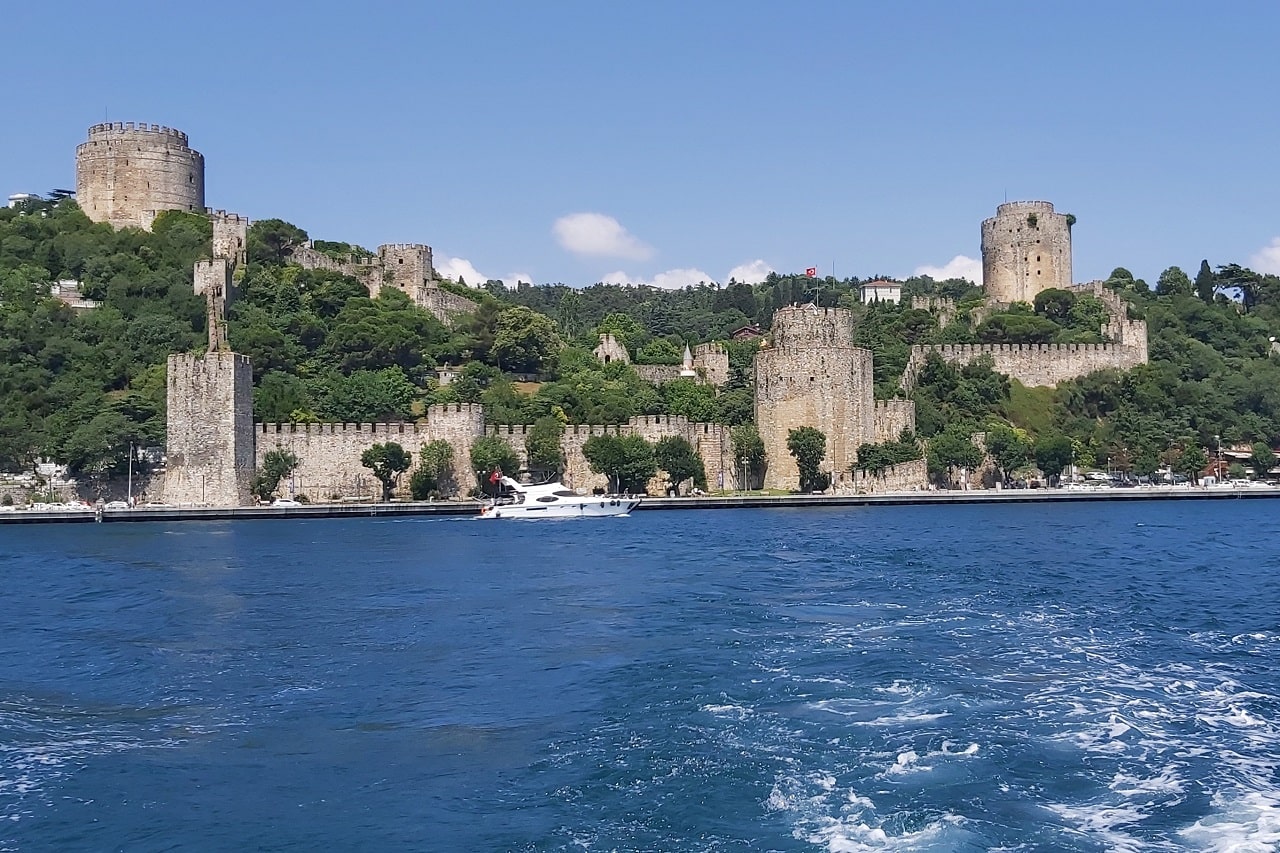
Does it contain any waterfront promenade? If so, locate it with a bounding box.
[2,483,1277,524]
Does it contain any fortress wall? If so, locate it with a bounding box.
[903,342,1147,390]
[76,123,205,230]
[836,459,929,494]
[873,399,916,442]
[164,352,254,506]
[484,417,734,494]
[255,404,485,500]
[634,364,683,384]
[416,287,478,325]
[290,242,470,326]
[981,201,1072,304]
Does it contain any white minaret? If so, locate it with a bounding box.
[679,344,696,377]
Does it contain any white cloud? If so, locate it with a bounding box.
[599,268,715,289]
[435,255,486,287]
[553,212,653,260]
[1251,237,1280,275]
[913,254,982,284]
[726,259,774,285]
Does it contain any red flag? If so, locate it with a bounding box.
[489,469,501,484]
[805,267,817,277]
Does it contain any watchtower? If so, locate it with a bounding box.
[75,122,205,230]
[980,201,1072,305]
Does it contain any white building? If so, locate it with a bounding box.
[8,193,41,208]
[859,279,902,304]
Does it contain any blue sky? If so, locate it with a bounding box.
[5,1,1279,289]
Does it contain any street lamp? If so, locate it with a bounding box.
[1216,434,1224,483]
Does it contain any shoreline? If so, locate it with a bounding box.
[2,484,1277,524]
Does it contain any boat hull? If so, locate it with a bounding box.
[480,497,641,519]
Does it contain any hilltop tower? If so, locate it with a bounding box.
[754,306,875,491]
[75,122,205,230]
[980,201,1072,304]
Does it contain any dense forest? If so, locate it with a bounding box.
[3,199,1280,487]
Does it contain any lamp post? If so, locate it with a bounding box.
[127,441,134,507]
[1216,434,1224,483]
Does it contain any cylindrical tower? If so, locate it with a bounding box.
[75,122,205,230]
[754,305,874,491]
[980,201,1072,304]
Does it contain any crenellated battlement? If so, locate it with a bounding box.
[85,122,190,144]
[379,243,431,253]
[990,200,1056,215]
[207,209,250,224]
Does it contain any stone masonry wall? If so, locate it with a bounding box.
[981,201,1072,305]
[164,352,254,506]
[834,459,929,494]
[75,122,205,230]
[255,404,486,500]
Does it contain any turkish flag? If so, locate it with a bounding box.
[489,469,501,483]
[805,267,817,277]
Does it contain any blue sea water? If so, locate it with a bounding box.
[2,501,1279,851]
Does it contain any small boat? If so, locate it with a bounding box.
[479,476,641,519]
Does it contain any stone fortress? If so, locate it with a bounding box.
[72,121,1147,503]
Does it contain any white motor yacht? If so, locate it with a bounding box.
[479,476,641,519]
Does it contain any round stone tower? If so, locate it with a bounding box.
[754,305,874,491]
[980,200,1072,305]
[75,122,205,230]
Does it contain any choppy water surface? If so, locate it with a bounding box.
[2,502,1279,851]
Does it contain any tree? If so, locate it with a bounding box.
[1156,266,1194,297]
[247,218,308,265]
[361,442,411,501]
[1034,433,1074,486]
[525,415,566,477]
[251,448,299,502]
[468,435,520,496]
[786,426,829,492]
[1250,441,1275,480]
[732,423,766,489]
[408,439,455,499]
[492,305,562,374]
[654,435,706,494]
[1194,260,1216,304]
[927,425,983,487]
[582,433,656,494]
[1178,445,1208,485]
[984,423,1033,484]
